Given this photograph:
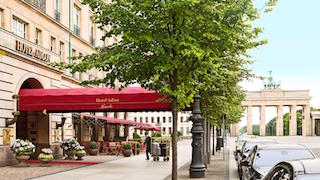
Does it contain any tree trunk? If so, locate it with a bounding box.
[171,98,178,180]
[212,125,215,155]
[208,123,211,162]
[202,119,207,167]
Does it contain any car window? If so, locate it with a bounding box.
[254,149,314,167]
[298,174,320,180]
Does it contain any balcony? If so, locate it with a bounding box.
[74,25,80,36]
[54,10,61,22]
[26,0,46,13]
[89,36,95,46]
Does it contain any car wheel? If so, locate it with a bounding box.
[270,164,292,180]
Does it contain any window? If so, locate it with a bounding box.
[59,42,65,62]
[163,127,166,133]
[169,117,172,123]
[180,117,184,123]
[50,37,56,52]
[54,0,61,22]
[186,127,190,134]
[12,17,26,38]
[145,117,148,123]
[0,9,3,28]
[163,117,166,123]
[151,117,154,123]
[134,117,137,122]
[73,5,80,35]
[139,130,143,135]
[140,117,143,123]
[35,29,41,45]
[89,19,95,46]
[72,49,76,57]
[180,127,184,134]
[157,117,160,124]
[169,127,172,134]
[26,0,46,12]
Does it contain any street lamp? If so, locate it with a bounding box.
[189,93,206,178]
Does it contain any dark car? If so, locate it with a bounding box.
[237,138,278,177]
[264,158,320,180]
[240,144,316,180]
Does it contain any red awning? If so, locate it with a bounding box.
[82,114,159,131]
[134,123,160,132]
[82,114,138,126]
[18,87,171,112]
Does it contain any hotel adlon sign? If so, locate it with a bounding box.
[15,40,50,62]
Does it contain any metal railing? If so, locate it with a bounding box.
[26,0,46,13]
[54,9,61,22]
[74,25,80,36]
[89,36,95,46]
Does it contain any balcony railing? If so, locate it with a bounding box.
[74,25,80,36]
[155,122,162,127]
[54,10,61,22]
[26,0,46,13]
[89,36,95,46]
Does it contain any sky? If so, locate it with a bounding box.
[239,0,320,127]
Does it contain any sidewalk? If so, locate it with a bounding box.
[165,137,239,180]
[33,139,192,180]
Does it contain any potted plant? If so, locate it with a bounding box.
[75,145,86,160]
[60,138,79,160]
[89,141,98,156]
[122,143,132,157]
[10,139,36,167]
[38,148,54,166]
[132,142,140,155]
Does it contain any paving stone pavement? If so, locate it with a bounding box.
[0,155,119,180]
[32,139,192,180]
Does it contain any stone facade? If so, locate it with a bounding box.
[128,111,192,138]
[230,89,312,137]
[0,0,113,166]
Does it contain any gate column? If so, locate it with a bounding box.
[259,105,266,136]
[289,105,297,136]
[247,106,252,135]
[276,105,283,136]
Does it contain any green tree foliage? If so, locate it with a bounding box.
[266,110,302,136]
[240,125,259,135]
[52,0,277,178]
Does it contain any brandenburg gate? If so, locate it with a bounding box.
[230,73,312,136]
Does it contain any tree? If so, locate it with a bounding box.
[240,125,259,135]
[53,0,277,178]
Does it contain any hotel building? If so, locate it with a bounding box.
[0,0,117,165]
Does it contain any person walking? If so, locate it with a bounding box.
[144,134,151,160]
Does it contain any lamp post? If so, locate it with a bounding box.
[189,93,206,178]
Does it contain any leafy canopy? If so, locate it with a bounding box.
[52,0,277,111]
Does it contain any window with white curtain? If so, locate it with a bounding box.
[12,17,26,38]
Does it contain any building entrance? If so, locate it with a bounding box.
[16,78,49,158]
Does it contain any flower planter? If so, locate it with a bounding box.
[89,149,98,156]
[15,153,31,167]
[40,158,52,167]
[123,149,131,157]
[65,149,75,160]
[75,150,86,160]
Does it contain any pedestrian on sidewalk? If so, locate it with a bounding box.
[144,134,151,160]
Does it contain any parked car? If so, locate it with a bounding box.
[263,158,320,180]
[240,144,316,180]
[237,138,278,177]
[234,134,257,161]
